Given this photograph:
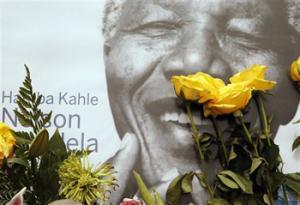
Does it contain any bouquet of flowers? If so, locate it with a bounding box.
[0,66,117,205]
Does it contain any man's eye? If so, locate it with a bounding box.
[125,21,181,38]
[223,30,266,50]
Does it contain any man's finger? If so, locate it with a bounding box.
[108,132,140,204]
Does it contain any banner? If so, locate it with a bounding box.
[1,0,300,204]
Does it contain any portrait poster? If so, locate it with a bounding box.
[1,0,300,204]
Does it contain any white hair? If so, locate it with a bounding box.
[102,0,127,41]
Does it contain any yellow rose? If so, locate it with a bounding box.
[171,72,225,103]
[290,57,300,81]
[204,84,252,117]
[0,122,16,164]
[229,64,276,91]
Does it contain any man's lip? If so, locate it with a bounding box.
[145,97,210,126]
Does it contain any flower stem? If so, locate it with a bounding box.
[255,93,271,146]
[186,103,205,162]
[30,157,37,176]
[255,93,287,205]
[282,184,289,205]
[237,116,259,156]
[185,103,214,199]
[203,173,214,199]
[237,116,252,144]
[265,169,275,205]
[211,116,228,166]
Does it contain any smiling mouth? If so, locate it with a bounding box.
[159,111,209,126]
[146,97,211,128]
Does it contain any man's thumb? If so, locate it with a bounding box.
[108,132,140,204]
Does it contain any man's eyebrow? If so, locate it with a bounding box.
[120,4,180,30]
[143,7,180,23]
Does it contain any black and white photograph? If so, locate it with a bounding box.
[1,0,300,204]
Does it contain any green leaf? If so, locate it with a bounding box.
[14,135,31,145]
[229,146,237,161]
[217,182,230,192]
[0,171,19,204]
[292,119,300,124]
[292,136,300,151]
[228,144,251,173]
[233,200,243,205]
[181,172,194,193]
[250,157,263,174]
[16,101,30,117]
[207,198,230,205]
[270,172,284,192]
[195,172,207,188]
[38,151,65,203]
[153,190,165,205]
[133,171,155,205]
[200,133,213,143]
[166,175,183,205]
[17,95,31,108]
[29,129,49,157]
[258,133,267,139]
[43,111,52,125]
[217,174,239,189]
[261,143,279,170]
[16,65,53,136]
[7,157,29,167]
[219,170,253,194]
[255,164,265,186]
[35,95,42,106]
[263,194,271,205]
[32,92,36,102]
[19,86,31,95]
[48,129,67,156]
[13,131,33,141]
[286,173,300,181]
[14,110,32,127]
[267,115,273,125]
[284,173,300,194]
[199,132,213,148]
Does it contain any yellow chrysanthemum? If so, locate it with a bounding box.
[171,72,225,103]
[229,64,276,91]
[290,56,300,82]
[58,151,117,205]
[0,122,16,165]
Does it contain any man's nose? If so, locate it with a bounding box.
[162,27,230,80]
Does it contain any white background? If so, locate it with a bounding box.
[0,0,120,164]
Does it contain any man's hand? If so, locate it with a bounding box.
[108,133,140,204]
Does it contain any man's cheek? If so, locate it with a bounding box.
[108,40,166,82]
[225,49,280,74]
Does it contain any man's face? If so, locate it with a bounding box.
[105,0,299,171]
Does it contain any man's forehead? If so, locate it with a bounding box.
[119,0,274,29]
